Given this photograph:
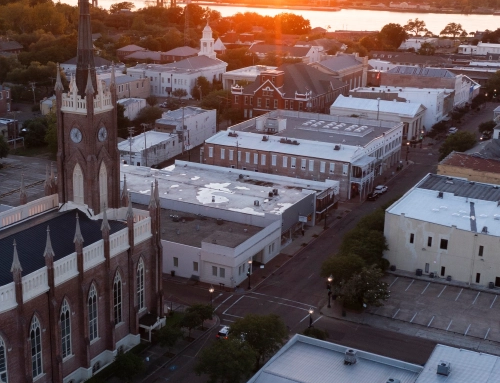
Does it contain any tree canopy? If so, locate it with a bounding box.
[438,131,477,160]
[404,18,428,36]
[0,135,9,159]
[379,23,408,50]
[440,22,466,39]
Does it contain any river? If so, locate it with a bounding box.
[64,0,500,35]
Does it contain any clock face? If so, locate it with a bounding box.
[98,126,108,142]
[70,127,82,143]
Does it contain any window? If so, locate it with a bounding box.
[245,152,250,163]
[0,337,6,383]
[309,160,314,171]
[283,156,288,167]
[113,274,122,325]
[289,100,293,109]
[425,263,429,273]
[257,98,261,107]
[173,257,178,267]
[440,239,448,250]
[61,300,72,359]
[193,262,199,272]
[208,147,213,158]
[220,148,225,160]
[478,245,484,256]
[234,95,239,104]
[342,164,348,176]
[244,96,248,105]
[30,316,42,378]
[320,161,325,173]
[229,150,234,161]
[329,163,335,174]
[212,266,217,276]
[274,99,278,109]
[291,157,296,168]
[219,268,225,278]
[265,99,270,108]
[409,233,414,244]
[300,159,306,170]
[88,285,98,342]
[254,153,258,164]
[427,237,432,247]
[137,259,145,311]
[238,151,241,162]
[272,155,277,166]
[285,100,289,109]
[261,154,266,166]
[476,273,481,283]
[440,266,446,277]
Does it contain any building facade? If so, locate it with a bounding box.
[437,151,500,185]
[0,85,11,115]
[309,53,368,91]
[458,42,500,56]
[222,65,277,90]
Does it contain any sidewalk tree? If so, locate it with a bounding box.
[172,88,188,101]
[146,95,158,107]
[321,254,365,287]
[186,304,213,330]
[340,265,390,309]
[438,131,476,160]
[427,121,448,138]
[180,311,201,339]
[194,338,257,383]
[302,327,329,340]
[156,325,182,353]
[113,350,144,382]
[339,228,388,266]
[0,136,9,160]
[229,313,288,369]
[191,76,211,101]
[404,18,428,36]
[478,120,496,134]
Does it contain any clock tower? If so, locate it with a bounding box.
[55,0,119,214]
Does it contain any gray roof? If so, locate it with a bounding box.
[163,46,199,56]
[249,44,311,57]
[331,95,425,118]
[371,51,449,65]
[117,44,146,52]
[317,55,362,72]
[0,41,23,51]
[101,74,139,86]
[163,55,224,70]
[387,66,455,78]
[465,137,500,159]
[125,50,162,61]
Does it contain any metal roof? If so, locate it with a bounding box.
[387,66,455,78]
[163,46,199,56]
[331,95,425,118]
[317,55,362,72]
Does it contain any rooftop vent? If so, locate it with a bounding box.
[344,349,357,365]
[437,361,451,376]
[438,191,443,199]
[268,191,274,198]
[386,379,401,383]
[482,226,488,234]
[212,196,215,203]
[254,200,260,206]
[228,131,238,137]
[273,188,278,195]
[334,145,341,151]
[262,135,269,141]
[239,174,244,179]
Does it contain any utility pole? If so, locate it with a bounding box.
[141,123,148,167]
[128,127,135,165]
[29,82,36,105]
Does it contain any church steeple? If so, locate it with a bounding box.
[75,0,97,98]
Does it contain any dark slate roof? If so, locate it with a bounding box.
[0,210,126,286]
[163,55,225,70]
[417,173,500,202]
[387,65,455,78]
[249,44,311,57]
[316,55,362,72]
[0,41,23,51]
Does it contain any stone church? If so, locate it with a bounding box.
[0,0,163,382]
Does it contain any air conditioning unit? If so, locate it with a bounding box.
[344,349,357,365]
[334,145,341,150]
[268,192,274,198]
[437,361,451,376]
[437,191,443,199]
[254,200,260,206]
[273,189,278,195]
[386,379,401,383]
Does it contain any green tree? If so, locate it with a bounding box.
[113,350,144,382]
[485,70,500,99]
[110,1,135,13]
[172,88,188,100]
[229,314,288,369]
[274,13,311,34]
[427,120,448,138]
[44,112,57,156]
[21,117,49,148]
[156,325,182,352]
[438,131,477,160]
[201,89,231,110]
[302,327,329,340]
[191,76,211,101]
[418,42,436,56]
[379,23,408,49]
[186,304,213,329]
[194,338,257,383]
[440,23,466,40]
[132,106,162,127]
[339,228,388,266]
[404,18,428,36]
[180,311,200,339]
[0,135,9,159]
[146,95,158,107]
[117,103,131,139]
[341,266,390,309]
[478,120,496,134]
[320,254,365,286]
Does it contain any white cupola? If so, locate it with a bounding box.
[198,21,216,59]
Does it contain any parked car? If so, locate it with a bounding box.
[374,185,388,194]
[480,131,492,141]
[448,127,458,135]
[216,326,230,339]
[367,192,379,201]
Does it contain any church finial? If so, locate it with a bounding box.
[154,178,160,204]
[43,226,55,258]
[126,193,134,220]
[101,204,110,231]
[74,212,84,244]
[85,65,95,95]
[10,239,23,273]
[54,63,64,92]
[75,0,97,98]
[148,182,157,209]
[19,173,27,205]
[110,62,116,88]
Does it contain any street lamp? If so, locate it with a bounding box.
[406,141,410,163]
[209,285,214,307]
[308,308,314,328]
[247,259,252,290]
[327,275,333,308]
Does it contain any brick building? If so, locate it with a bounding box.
[0,2,163,382]
[231,63,348,119]
[0,85,11,115]
[309,53,368,91]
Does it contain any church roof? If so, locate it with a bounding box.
[163,46,199,56]
[0,210,126,286]
[163,55,225,70]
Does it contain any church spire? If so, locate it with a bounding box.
[43,226,55,258]
[74,212,84,244]
[54,63,64,92]
[75,0,97,98]
[10,239,22,273]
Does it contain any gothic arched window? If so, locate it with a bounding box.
[99,162,108,211]
[136,259,145,310]
[113,273,122,325]
[73,163,84,205]
[88,285,98,341]
[60,299,71,358]
[30,316,43,378]
[0,336,7,383]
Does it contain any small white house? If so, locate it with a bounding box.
[118,131,181,167]
[117,98,147,120]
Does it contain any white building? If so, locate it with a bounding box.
[155,106,216,151]
[399,37,436,51]
[458,42,500,56]
[384,173,500,287]
[222,65,277,90]
[368,59,397,72]
[349,86,453,131]
[121,161,339,286]
[330,94,426,140]
[117,98,146,120]
[118,130,179,167]
[40,95,56,115]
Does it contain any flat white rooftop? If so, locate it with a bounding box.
[332,95,425,118]
[160,106,213,121]
[351,86,450,94]
[117,131,175,152]
[121,161,338,217]
[387,174,500,237]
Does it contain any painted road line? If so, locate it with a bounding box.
[312,316,323,325]
[307,273,315,279]
[437,285,447,297]
[222,319,235,322]
[212,293,224,303]
[490,295,497,309]
[464,324,471,336]
[455,288,463,301]
[251,292,312,307]
[485,328,491,340]
[427,316,435,327]
[214,295,233,312]
[389,277,399,288]
[299,314,310,323]
[392,309,400,319]
[267,300,310,311]
[472,292,481,305]
[405,280,415,291]
[222,295,256,316]
[421,283,430,295]
[446,320,453,331]
[410,313,417,323]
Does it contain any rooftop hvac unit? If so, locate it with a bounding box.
[239,174,244,179]
[437,361,451,376]
[437,191,443,199]
[344,349,357,365]
[334,145,341,151]
[273,189,278,195]
[254,200,260,206]
[268,192,274,198]
[482,226,488,234]
[386,379,401,383]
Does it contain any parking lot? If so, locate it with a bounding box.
[369,276,500,343]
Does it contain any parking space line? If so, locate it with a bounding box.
[250,292,311,307]
[446,320,453,331]
[427,316,435,327]
[472,292,481,305]
[215,295,234,312]
[405,280,415,291]
[421,283,430,295]
[312,316,323,325]
[389,277,399,288]
[490,295,497,309]
[455,288,463,301]
[410,313,417,323]
[267,300,309,311]
[222,319,235,323]
[437,285,447,297]
[299,314,310,323]
[485,328,491,340]
[465,324,471,336]
[392,309,400,319]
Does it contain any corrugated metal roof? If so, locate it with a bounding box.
[387,66,455,78]
[317,55,362,72]
[331,95,424,117]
